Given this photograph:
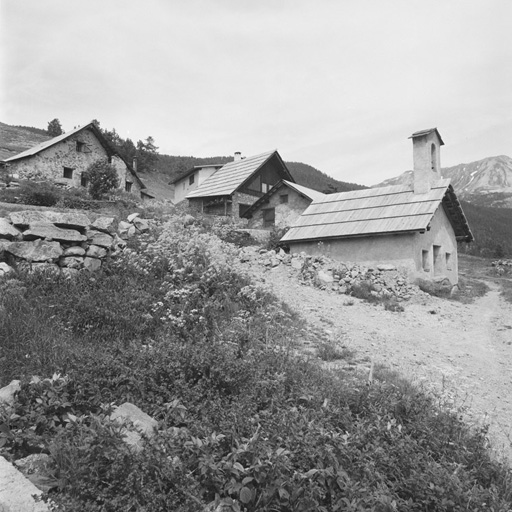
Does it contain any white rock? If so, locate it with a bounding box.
[0,262,14,276]
[83,257,101,272]
[0,456,50,512]
[377,264,396,271]
[127,213,140,223]
[110,402,158,453]
[0,380,21,406]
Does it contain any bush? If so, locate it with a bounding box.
[84,159,120,199]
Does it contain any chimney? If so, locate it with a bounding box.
[234,151,242,162]
[409,128,444,194]
[133,156,138,172]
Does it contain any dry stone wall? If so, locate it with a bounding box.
[0,210,149,277]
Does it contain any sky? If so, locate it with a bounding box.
[1,0,511,186]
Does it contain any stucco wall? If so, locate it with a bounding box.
[287,205,459,284]
[7,128,140,197]
[412,205,458,283]
[247,187,311,229]
[175,167,218,203]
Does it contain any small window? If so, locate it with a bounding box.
[280,194,288,204]
[422,249,430,271]
[433,245,441,275]
[263,207,275,227]
[189,174,195,185]
[63,167,73,179]
[80,173,88,187]
[76,141,86,152]
[262,183,270,193]
[446,252,452,271]
[125,182,133,192]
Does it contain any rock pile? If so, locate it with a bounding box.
[491,259,512,276]
[0,210,150,277]
[239,247,421,301]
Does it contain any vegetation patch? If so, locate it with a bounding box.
[1,214,511,511]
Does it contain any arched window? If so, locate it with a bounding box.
[431,143,436,171]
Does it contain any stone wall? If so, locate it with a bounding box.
[0,210,149,277]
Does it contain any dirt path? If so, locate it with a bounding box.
[258,264,512,462]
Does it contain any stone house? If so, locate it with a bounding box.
[281,128,473,285]
[1,122,147,198]
[242,179,325,229]
[185,150,294,220]
[171,163,224,204]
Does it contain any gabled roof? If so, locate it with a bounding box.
[2,122,146,190]
[409,127,444,146]
[281,179,473,243]
[186,150,293,198]
[242,179,325,219]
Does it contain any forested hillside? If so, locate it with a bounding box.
[459,200,512,258]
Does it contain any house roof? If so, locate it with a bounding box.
[281,179,473,243]
[170,163,224,185]
[242,179,325,218]
[409,127,445,146]
[2,122,146,190]
[186,150,292,198]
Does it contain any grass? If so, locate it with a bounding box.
[1,217,512,511]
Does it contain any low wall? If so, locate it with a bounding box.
[0,210,148,276]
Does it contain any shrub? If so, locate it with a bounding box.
[84,159,120,199]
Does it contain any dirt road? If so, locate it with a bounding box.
[260,263,512,462]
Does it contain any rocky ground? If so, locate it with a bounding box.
[241,250,512,464]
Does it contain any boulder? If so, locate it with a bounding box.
[61,268,79,279]
[89,232,114,249]
[127,213,140,223]
[43,211,90,229]
[91,216,117,233]
[6,240,62,262]
[183,214,195,227]
[133,218,149,233]
[0,262,14,277]
[0,219,21,240]
[291,259,303,270]
[316,270,334,285]
[83,257,101,272]
[0,456,50,512]
[86,245,108,259]
[0,380,21,406]
[110,402,158,452]
[58,256,83,269]
[63,246,86,257]
[13,454,57,492]
[9,211,48,228]
[23,223,87,243]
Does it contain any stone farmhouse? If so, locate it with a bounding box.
[181,150,294,220]
[242,179,325,229]
[1,122,148,199]
[281,129,473,285]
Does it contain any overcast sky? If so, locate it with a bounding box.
[1,0,511,186]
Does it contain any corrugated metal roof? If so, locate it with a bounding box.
[282,180,325,202]
[186,150,277,198]
[281,179,463,243]
[3,124,92,162]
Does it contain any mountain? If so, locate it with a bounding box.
[374,155,512,208]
